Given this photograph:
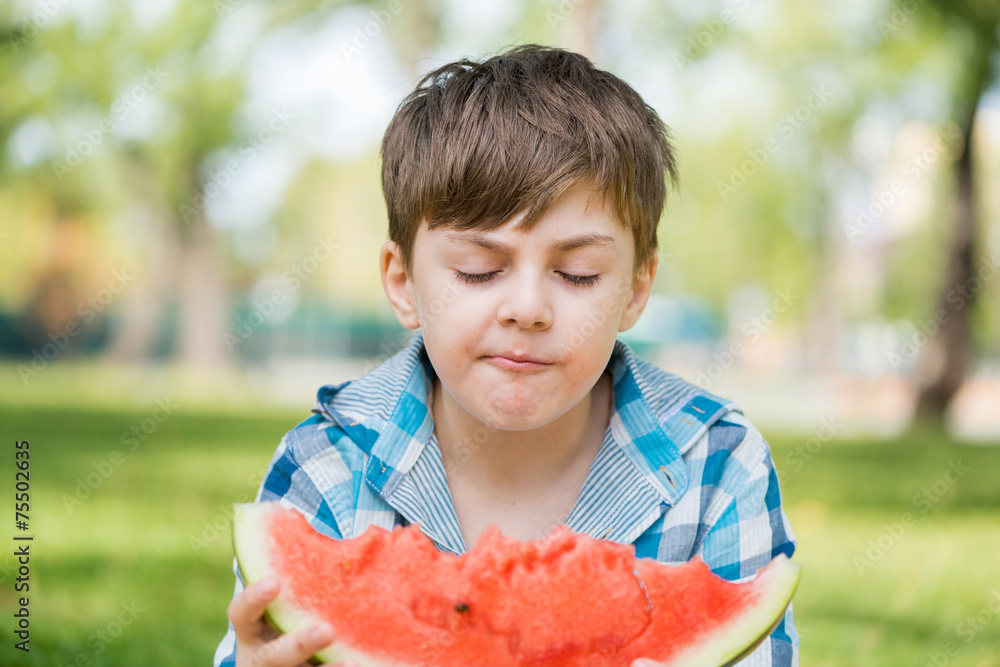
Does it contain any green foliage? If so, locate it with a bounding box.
[1,0,999,367]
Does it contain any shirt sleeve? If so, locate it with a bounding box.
[212,558,243,667]
[697,424,799,667]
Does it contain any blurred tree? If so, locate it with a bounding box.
[621,0,999,430]
[0,16,125,358]
[3,0,997,403]
[0,0,345,369]
[908,0,998,429]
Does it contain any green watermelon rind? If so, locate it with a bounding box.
[658,554,802,667]
[231,502,801,667]
[232,502,394,666]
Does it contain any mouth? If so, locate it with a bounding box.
[486,354,552,371]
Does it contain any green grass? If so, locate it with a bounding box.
[0,403,304,666]
[0,401,998,666]
[775,434,1000,666]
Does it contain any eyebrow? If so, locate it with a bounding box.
[442,232,617,254]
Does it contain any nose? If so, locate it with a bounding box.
[496,270,553,330]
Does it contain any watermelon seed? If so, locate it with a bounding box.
[454,602,470,614]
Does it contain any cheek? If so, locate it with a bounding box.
[415,278,485,327]
[555,336,616,393]
[423,326,476,377]
[555,296,622,357]
[560,360,598,392]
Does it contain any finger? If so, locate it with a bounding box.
[228,577,280,642]
[256,622,336,667]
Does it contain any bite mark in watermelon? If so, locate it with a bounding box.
[232,502,801,667]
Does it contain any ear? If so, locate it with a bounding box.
[380,241,420,330]
[618,253,658,332]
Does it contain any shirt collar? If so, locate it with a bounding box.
[315,329,732,552]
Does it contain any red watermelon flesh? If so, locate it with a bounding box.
[232,502,801,667]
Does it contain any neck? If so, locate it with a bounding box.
[431,370,612,500]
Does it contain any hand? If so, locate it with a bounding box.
[228,577,357,667]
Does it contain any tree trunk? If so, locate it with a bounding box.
[560,0,599,62]
[175,205,231,369]
[106,157,179,363]
[804,189,846,375]
[909,54,989,430]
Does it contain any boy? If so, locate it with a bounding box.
[215,44,798,667]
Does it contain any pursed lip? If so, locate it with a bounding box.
[486,353,552,370]
[493,352,550,364]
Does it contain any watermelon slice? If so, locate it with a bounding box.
[232,502,801,667]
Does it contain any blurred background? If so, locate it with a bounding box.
[1,0,998,665]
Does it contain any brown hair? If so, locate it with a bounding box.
[380,43,679,283]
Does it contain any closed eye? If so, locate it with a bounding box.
[454,270,602,287]
[559,272,602,286]
[454,270,501,284]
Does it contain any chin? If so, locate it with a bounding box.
[486,416,543,432]
[476,398,559,431]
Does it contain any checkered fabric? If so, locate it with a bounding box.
[215,329,798,666]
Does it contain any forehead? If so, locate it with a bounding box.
[422,186,633,255]
[439,231,620,257]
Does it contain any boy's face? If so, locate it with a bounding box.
[380,184,657,431]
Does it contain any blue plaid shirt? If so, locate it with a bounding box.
[215,329,798,666]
